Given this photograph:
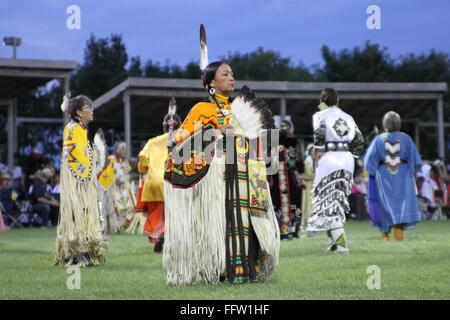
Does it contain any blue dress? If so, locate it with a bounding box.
[364,132,422,233]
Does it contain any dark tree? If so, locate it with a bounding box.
[70,33,129,100]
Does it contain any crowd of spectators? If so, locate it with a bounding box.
[348,158,450,221]
[2,143,449,229]
[0,146,60,228]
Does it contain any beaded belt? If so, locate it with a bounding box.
[325,141,350,152]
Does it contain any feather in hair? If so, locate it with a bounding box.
[199,24,209,71]
[93,128,108,169]
[61,92,71,114]
[168,97,177,116]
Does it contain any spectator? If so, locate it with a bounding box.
[418,163,440,220]
[348,159,368,221]
[41,158,57,186]
[0,206,8,231]
[300,144,316,236]
[0,160,8,177]
[416,176,430,219]
[30,168,59,228]
[52,172,60,203]
[430,163,447,220]
[0,173,26,226]
[12,158,25,192]
[24,145,46,191]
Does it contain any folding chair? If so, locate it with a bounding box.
[2,200,31,228]
[0,201,19,228]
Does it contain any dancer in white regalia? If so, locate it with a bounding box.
[306,88,364,253]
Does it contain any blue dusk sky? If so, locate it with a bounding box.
[0,0,449,68]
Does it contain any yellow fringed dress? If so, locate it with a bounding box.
[138,133,168,241]
[55,121,107,266]
[109,155,137,233]
[98,157,120,234]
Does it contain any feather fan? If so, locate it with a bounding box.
[230,86,275,139]
[93,128,108,168]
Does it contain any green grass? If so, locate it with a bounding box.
[1,220,449,300]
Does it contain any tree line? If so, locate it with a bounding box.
[9,33,450,164]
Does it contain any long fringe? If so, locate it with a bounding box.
[250,182,280,282]
[163,152,280,284]
[124,210,147,235]
[55,154,108,266]
[98,185,121,234]
[307,169,352,232]
[163,156,226,285]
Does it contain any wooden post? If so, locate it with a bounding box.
[437,98,445,159]
[123,91,131,159]
[280,96,286,121]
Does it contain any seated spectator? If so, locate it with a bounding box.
[41,158,56,186]
[0,207,8,231]
[0,157,9,176]
[52,172,60,202]
[0,173,21,223]
[12,157,25,192]
[30,168,59,228]
[24,145,46,191]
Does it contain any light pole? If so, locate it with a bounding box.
[3,37,22,59]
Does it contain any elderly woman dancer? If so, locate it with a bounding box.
[364,111,422,241]
[55,93,107,266]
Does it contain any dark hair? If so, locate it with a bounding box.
[202,61,226,91]
[69,95,92,122]
[320,88,339,107]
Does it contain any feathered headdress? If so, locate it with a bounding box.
[168,96,177,117]
[199,24,209,72]
[165,97,179,148]
[61,92,71,116]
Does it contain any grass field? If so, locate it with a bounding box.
[1,220,449,300]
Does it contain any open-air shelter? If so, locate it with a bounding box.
[93,78,448,159]
[0,58,77,168]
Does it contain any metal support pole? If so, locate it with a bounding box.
[414,123,420,152]
[123,91,131,159]
[437,98,445,159]
[7,100,15,169]
[13,98,17,155]
[280,96,286,121]
[61,77,70,125]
